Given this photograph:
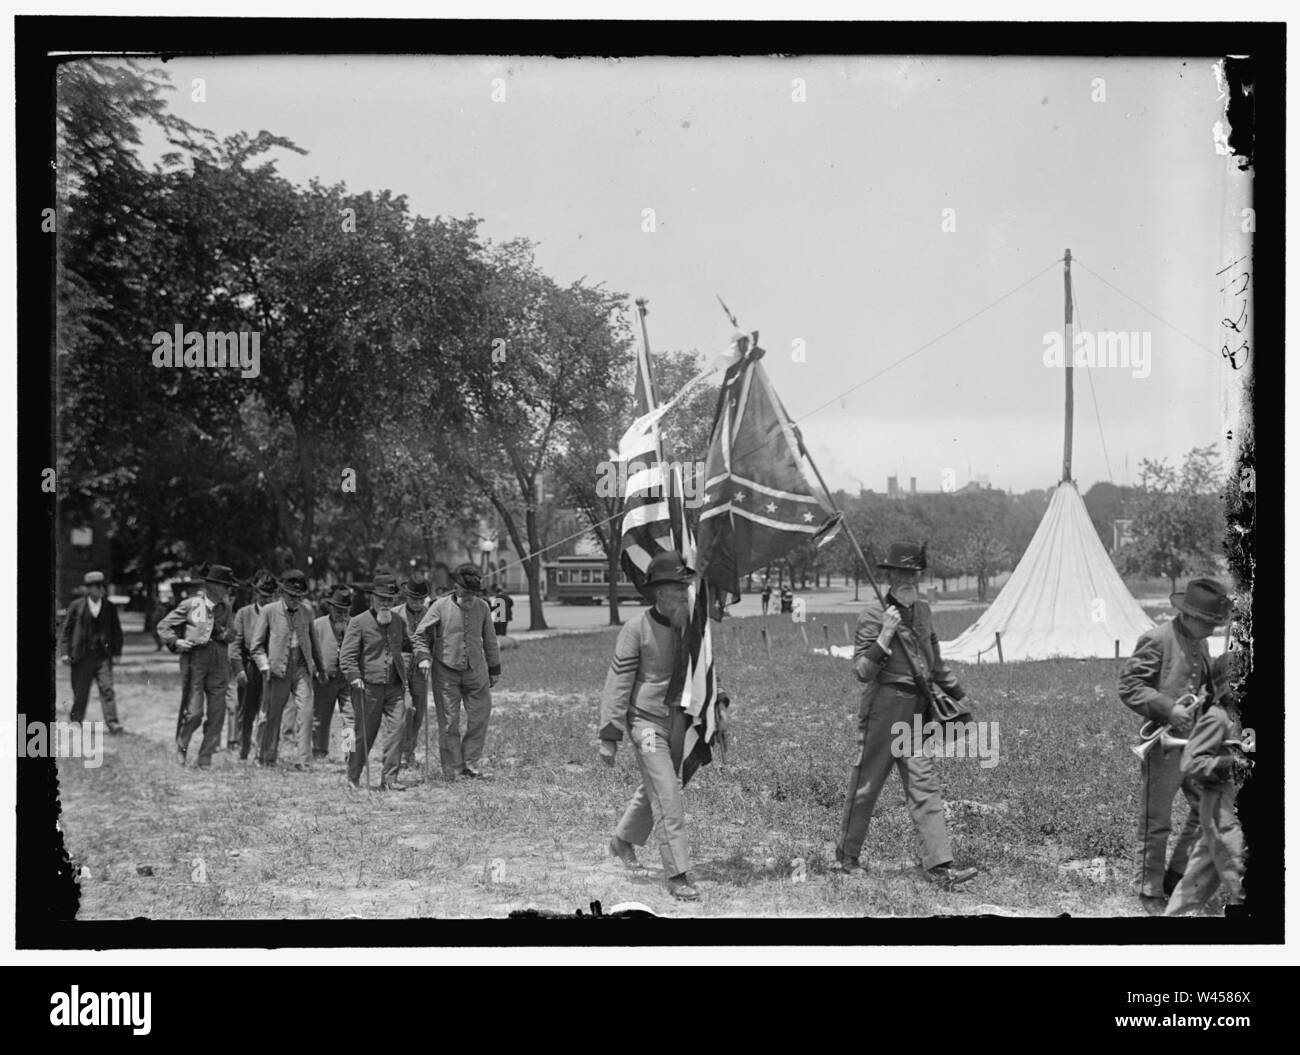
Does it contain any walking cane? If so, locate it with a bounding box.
[351,683,372,790]
[423,676,432,784]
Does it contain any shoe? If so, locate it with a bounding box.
[197,761,211,770]
[107,724,125,736]
[832,848,865,875]
[377,781,409,792]
[176,747,187,766]
[609,836,641,869]
[925,863,978,888]
[346,777,364,792]
[1139,894,1169,916]
[667,873,700,901]
[442,769,458,782]
[313,751,328,761]
[1163,869,1184,898]
[461,765,483,779]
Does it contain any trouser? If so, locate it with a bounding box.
[614,717,691,876]
[400,665,429,764]
[348,678,407,785]
[258,655,312,765]
[70,652,118,726]
[225,656,242,746]
[838,685,953,870]
[312,674,352,757]
[234,659,264,759]
[177,643,229,766]
[1165,784,1244,915]
[1138,743,1202,897]
[434,661,493,774]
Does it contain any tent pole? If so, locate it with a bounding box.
[1062,248,1075,483]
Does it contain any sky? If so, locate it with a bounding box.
[129,53,1241,495]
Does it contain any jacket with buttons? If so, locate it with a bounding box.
[599,607,683,742]
[59,596,124,663]
[341,609,413,686]
[1119,618,1210,724]
[413,594,501,685]
[251,598,322,679]
[852,595,964,714]
[313,612,347,678]
[229,601,267,666]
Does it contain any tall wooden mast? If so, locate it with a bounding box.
[1062,247,1074,483]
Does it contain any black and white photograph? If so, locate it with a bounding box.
[14,11,1282,970]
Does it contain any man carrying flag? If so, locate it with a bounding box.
[600,550,702,901]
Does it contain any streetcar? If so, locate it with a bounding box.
[545,555,647,605]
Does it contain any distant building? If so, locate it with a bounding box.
[56,506,113,610]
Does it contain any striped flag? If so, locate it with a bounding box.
[618,311,722,787]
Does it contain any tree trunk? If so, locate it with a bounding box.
[523,504,547,631]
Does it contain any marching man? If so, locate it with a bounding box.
[835,540,978,888]
[341,573,413,791]
[414,563,501,781]
[157,563,237,769]
[250,569,323,770]
[229,569,276,760]
[311,585,355,763]
[599,550,700,902]
[59,571,125,734]
[393,577,431,775]
[1119,576,1229,914]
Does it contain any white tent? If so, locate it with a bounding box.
[939,480,1155,663]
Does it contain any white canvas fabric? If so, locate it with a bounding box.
[939,481,1155,663]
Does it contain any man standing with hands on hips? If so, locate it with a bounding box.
[599,550,701,902]
[414,562,501,781]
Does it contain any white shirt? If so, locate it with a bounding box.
[87,597,103,618]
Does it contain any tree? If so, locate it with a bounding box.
[958,530,1012,602]
[1119,445,1226,593]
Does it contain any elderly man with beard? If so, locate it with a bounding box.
[157,564,238,769]
[311,585,356,764]
[834,541,978,888]
[599,550,701,902]
[393,577,432,776]
[414,563,501,781]
[341,573,414,791]
[251,570,323,770]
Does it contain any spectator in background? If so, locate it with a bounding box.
[490,583,514,639]
[59,571,125,734]
[229,569,276,760]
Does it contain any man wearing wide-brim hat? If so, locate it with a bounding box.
[1120,576,1231,914]
[251,569,324,770]
[414,562,502,781]
[227,568,277,759]
[393,577,432,775]
[341,572,415,790]
[835,540,978,888]
[311,585,356,764]
[59,570,125,734]
[598,550,702,902]
[157,563,239,768]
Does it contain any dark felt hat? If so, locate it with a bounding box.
[402,578,430,599]
[277,569,309,598]
[203,563,239,588]
[641,550,696,590]
[324,585,353,611]
[877,540,928,572]
[1171,577,1231,625]
[367,572,402,599]
[450,563,483,589]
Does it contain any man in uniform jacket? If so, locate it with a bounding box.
[1166,647,1250,916]
[311,585,356,763]
[598,550,701,902]
[157,564,237,767]
[393,578,431,772]
[835,541,978,888]
[414,562,501,781]
[1120,576,1228,914]
[341,573,413,791]
[59,571,125,733]
[228,569,276,759]
[251,569,323,768]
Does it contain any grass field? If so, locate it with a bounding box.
[54,607,1211,919]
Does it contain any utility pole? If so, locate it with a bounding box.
[1062,247,1075,483]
